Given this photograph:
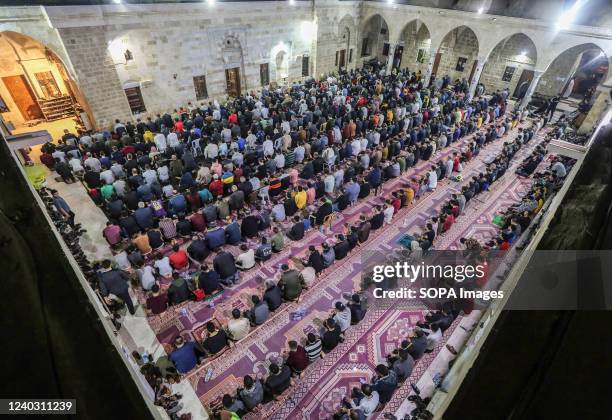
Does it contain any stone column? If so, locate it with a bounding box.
[577,84,612,134]
[519,70,544,110]
[424,47,437,86]
[467,57,486,100]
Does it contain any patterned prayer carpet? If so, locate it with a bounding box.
[142,122,548,419]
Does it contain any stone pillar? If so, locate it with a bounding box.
[577,84,612,134]
[519,70,544,110]
[467,58,486,100]
[424,47,437,86]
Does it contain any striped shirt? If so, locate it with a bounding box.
[159,217,177,240]
[305,339,323,362]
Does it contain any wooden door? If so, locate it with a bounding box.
[2,75,43,121]
[225,67,241,97]
[432,52,442,75]
[513,69,534,99]
[339,49,346,69]
[124,86,146,114]
[393,45,404,71]
[468,60,479,84]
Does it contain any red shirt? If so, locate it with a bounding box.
[174,120,184,134]
[392,198,401,214]
[186,192,202,209]
[122,145,136,156]
[443,214,455,232]
[228,113,238,124]
[146,293,168,315]
[209,180,224,197]
[190,212,206,232]
[286,346,309,372]
[169,250,188,269]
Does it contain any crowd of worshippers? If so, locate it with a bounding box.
[98,98,539,420]
[41,65,531,318]
[166,292,368,419]
[331,306,455,420]
[33,61,564,420]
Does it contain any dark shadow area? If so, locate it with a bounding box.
[445,122,612,419]
[0,137,153,419]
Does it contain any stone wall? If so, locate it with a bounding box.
[58,27,134,127]
[435,27,478,82]
[479,34,536,97]
[398,21,431,74]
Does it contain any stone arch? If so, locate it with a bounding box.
[479,33,538,99]
[357,14,390,65]
[270,43,291,84]
[0,30,96,130]
[535,43,609,99]
[397,19,432,73]
[434,26,480,82]
[336,14,357,70]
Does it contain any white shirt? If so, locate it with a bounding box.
[167,132,180,148]
[428,170,438,189]
[157,166,169,182]
[236,249,255,270]
[69,158,84,172]
[263,139,274,156]
[154,133,167,152]
[84,157,101,172]
[138,266,157,290]
[351,391,380,417]
[154,257,173,277]
[100,169,115,185]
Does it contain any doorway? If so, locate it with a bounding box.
[513,69,534,99]
[225,67,241,97]
[339,49,346,70]
[468,61,479,85]
[392,45,404,71]
[432,52,442,76]
[2,75,43,121]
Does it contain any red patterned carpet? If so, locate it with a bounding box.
[142,121,546,418]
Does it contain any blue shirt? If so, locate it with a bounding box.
[225,222,241,244]
[169,194,187,214]
[206,228,226,249]
[170,341,198,373]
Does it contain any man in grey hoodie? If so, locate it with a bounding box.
[238,375,264,410]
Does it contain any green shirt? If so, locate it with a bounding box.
[271,233,284,252]
[101,184,115,200]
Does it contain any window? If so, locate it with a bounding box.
[302,55,309,76]
[382,43,390,57]
[361,38,369,57]
[416,49,425,63]
[349,49,353,63]
[260,63,270,86]
[193,75,208,100]
[502,66,516,82]
[335,51,339,66]
[456,57,468,72]
[124,86,146,114]
[35,71,61,98]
